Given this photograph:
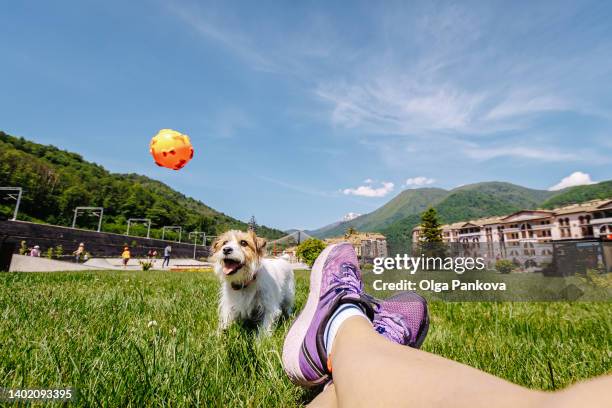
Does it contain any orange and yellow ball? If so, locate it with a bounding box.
[149,129,194,170]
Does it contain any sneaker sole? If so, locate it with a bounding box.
[282,243,337,387]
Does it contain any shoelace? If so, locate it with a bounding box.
[373,309,412,345]
[326,263,363,295]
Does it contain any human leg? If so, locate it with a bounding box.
[284,243,611,408]
[304,316,610,408]
[330,316,545,408]
[307,383,337,408]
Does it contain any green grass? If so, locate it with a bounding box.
[0,270,610,407]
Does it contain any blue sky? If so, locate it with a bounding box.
[1,1,611,231]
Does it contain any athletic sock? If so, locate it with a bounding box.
[323,303,369,358]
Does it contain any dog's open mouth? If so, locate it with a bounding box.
[223,259,244,275]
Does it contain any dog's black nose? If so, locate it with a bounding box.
[223,247,233,255]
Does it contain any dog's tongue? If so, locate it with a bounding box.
[223,259,242,275]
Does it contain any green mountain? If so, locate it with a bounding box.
[541,180,612,209]
[382,181,611,254]
[379,182,553,254]
[0,131,284,240]
[310,182,549,240]
[309,188,448,238]
[451,182,553,208]
[310,180,611,254]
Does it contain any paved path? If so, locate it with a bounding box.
[83,257,212,270]
[9,255,106,272]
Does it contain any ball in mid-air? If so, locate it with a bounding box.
[150,129,194,170]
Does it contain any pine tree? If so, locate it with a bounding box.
[420,207,443,243]
[345,227,357,238]
[419,207,445,257]
[248,215,258,232]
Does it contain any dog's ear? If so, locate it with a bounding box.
[256,237,267,256]
[249,230,267,255]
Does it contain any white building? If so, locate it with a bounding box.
[412,199,612,268]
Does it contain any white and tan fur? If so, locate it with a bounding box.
[211,230,294,336]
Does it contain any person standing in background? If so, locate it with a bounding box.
[162,245,171,268]
[29,245,41,257]
[74,243,85,263]
[121,246,131,268]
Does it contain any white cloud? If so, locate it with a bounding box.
[463,146,576,162]
[342,181,394,197]
[363,178,373,183]
[168,1,612,172]
[316,80,489,135]
[548,171,597,191]
[485,93,569,121]
[405,176,436,187]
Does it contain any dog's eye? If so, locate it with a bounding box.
[222,240,228,246]
[240,240,248,247]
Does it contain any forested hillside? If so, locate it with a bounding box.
[541,181,612,209]
[307,179,611,254]
[0,131,284,239]
[383,181,612,254]
[310,188,448,238]
[381,183,553,254]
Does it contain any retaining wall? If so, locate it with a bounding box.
[0,220,210,259]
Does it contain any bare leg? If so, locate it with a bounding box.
[328,317,611,408]
[307,384,337,408]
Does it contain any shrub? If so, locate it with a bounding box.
[45,248,53,259]
[19,241,27,255]
[139,260,154,271]
[54,245,64,259]
[296,238,326,267]
[495,259,515,274]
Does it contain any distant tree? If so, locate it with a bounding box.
[419,207,445,257]
[345,227,357,237]
[248,215,258,232]
[296,238,326,267]
[420,207,443,243]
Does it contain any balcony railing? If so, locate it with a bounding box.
[590,217,612,225]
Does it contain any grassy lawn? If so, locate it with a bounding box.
[0,270,610,407]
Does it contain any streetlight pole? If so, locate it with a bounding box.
[127,218,152,238]
[189,231,206,259]
[0,187,23,221]
[162,226,183,242]
[72,207,104,232]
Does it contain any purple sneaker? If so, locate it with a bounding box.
[371,292,429,348]
[282,243,374,388]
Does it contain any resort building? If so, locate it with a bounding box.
[412,199,612,269]
[326,231,388,261]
